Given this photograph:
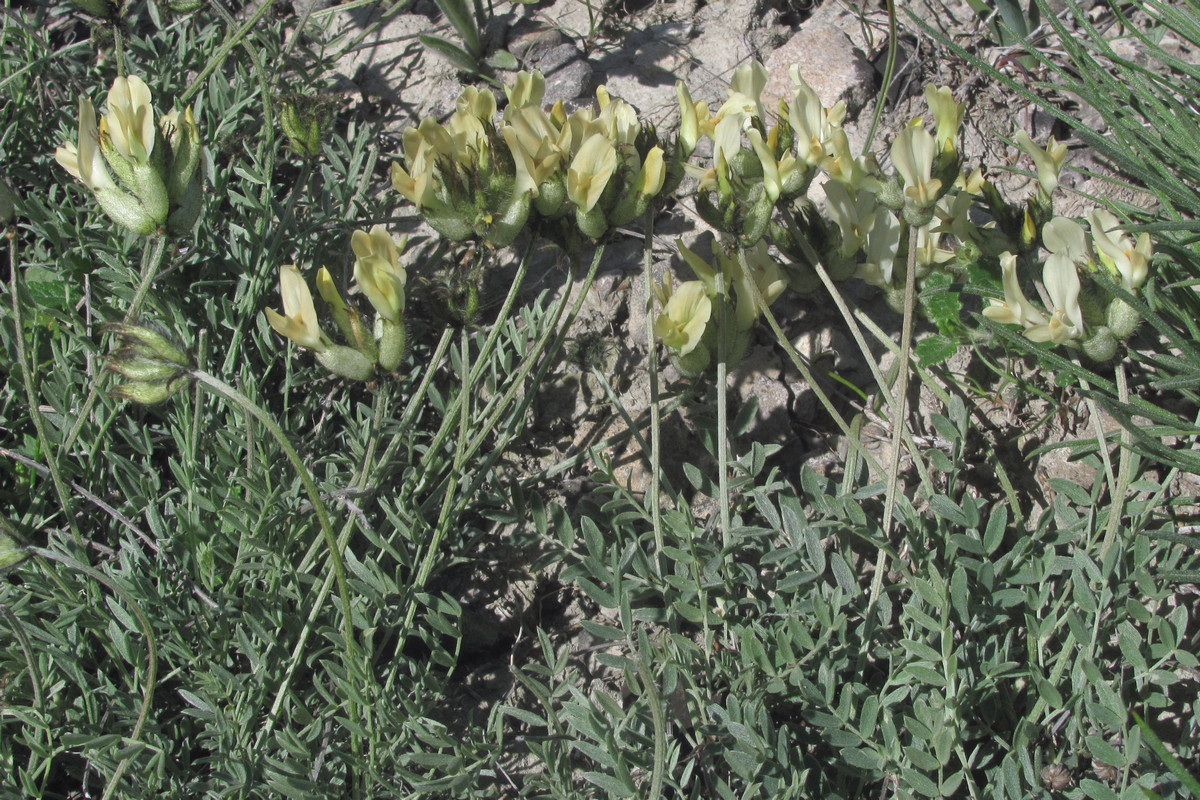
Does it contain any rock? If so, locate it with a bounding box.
[326,7,462,119]
[538,42,583,76]
[762,23,876,119]
[544,59,594,105]
[507,19,567,66]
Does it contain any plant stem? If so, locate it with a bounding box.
[397,237,536,502]
[179,0,278,105]
[716,257,731,553]
[881,231,920,540]
[1100,362,1132,562]
[30,547,157,800]
[643,210,665,561]
[9,230,83,547]
[188,368,361,781]
[405,327,473,626]
[62,234,170,456]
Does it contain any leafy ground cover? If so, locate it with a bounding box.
[2,0,1199,797]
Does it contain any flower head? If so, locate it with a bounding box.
[352,226,408,323]
[264,265,328,351]
[1089,209,1151,290]
[55,97,118,192]
[655,280,712,356]
[105,76,156,165]
[982,252,1044,327]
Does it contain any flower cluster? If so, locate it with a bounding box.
[264,226,409,379]
[55,75,203,236]
[983,211,1151,359]
[656,60,1153,365]
[105,322,193,404]
[391,72,674,249]
[655,234,786,375]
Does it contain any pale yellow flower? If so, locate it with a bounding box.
[719,60,768,123]
[824,180,876,257]
[983,252,1044,327]
[352,226,407,323]
[55,97,118,192]
[1089,209,1151,290]
[502,124,562,197]
[1025,217,1086,343]
[265,265,328,351]
[566,133,617,213]
[105,75,156,165]
[636,146,666,197]
[789,72,845,167]
[505,71,545,114]
[746,128,797,203]
[655,280,712,356]
[924,85,963,152]
[457,85,497,121]
[1015,129,1068,197]
[729,240,786,330]
[675,81,703,155]
[858,209,902,289]
[891,124,941,208]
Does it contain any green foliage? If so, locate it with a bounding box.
[524,389,1200,798]
[963,0,1041,46]
[3,0,1200,798]
[420,0,518,76]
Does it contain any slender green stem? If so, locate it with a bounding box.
[189,369,360,773]
[30,547,157,800]
[9,230,83,547]
[643,211,665,561]
[749,280,884,477]
[803,253,936,496]
[112,25,126,79]
[519,386,696,487]
[863,0,897,154]
[1100,363,1132,562]
[1,602,50,782]
[262,390,391,742]
[635,644,666,800]
[179,0,278,105]
[716,258,732,552]
[456,245,606,478]
[405,327,473,623]
[369,326,455,486]
[881,231,920,540]
[63,235,170,456]
[399,238,537,501]
[190,369,353,636]
[435,246,605,533]
[779,207,935,493]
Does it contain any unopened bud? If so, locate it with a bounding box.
[280,96,329,159]
[314,344,375,381]
[72,0,118,16]
[0,176,15,224]
[105,322,193,405]
[104,322,191,367]
[1106,297,1141,339]
[1082,326,1118,362]
[110,375,190,404]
